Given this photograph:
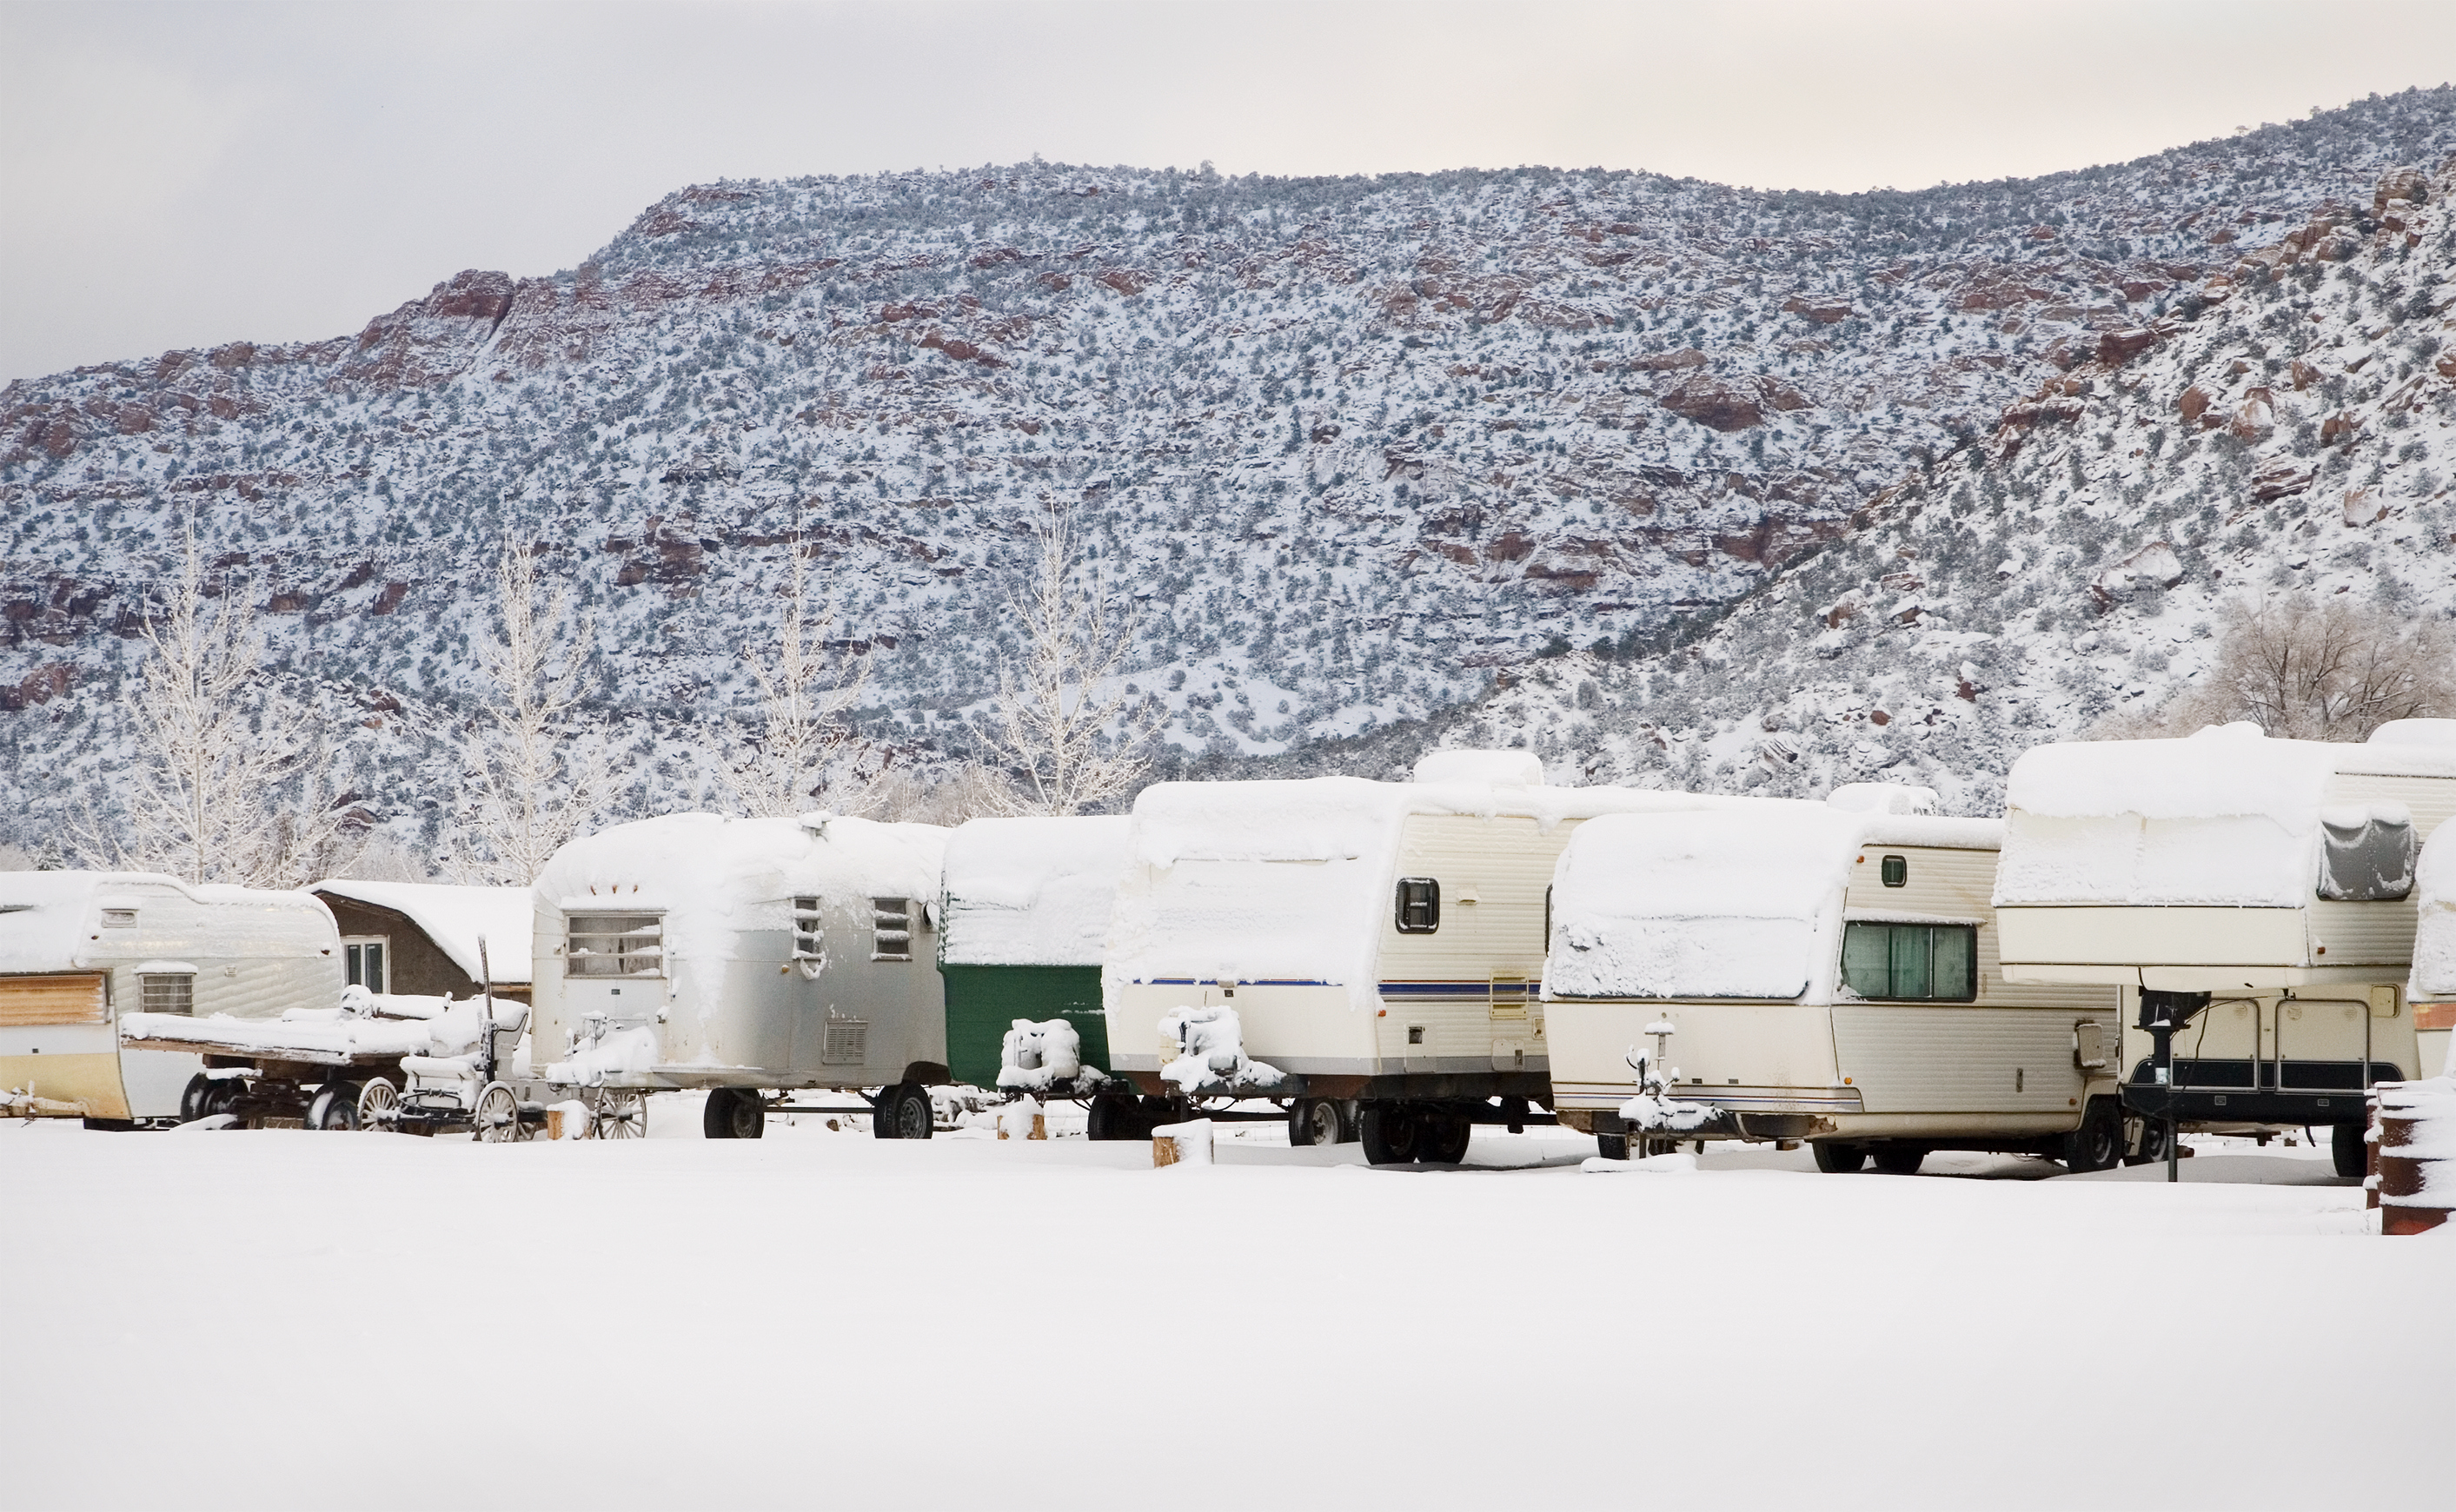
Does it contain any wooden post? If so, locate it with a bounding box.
[1152,1118,1212,1167]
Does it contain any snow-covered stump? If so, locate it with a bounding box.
[1152,1118,1213,1167]
[2375,1078,2456,1236]
[996,1098,1047,1141]
[546,1101,591,1140]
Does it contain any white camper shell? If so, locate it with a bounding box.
[1993,721,2453,1168]
[1542,802,2129,1171]
[529,812,952,1139]
[2409,823,2456,1080]
[1100,751,1759,1161]
[0,872,342,1124]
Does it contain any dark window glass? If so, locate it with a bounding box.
[1881,855,1908,887]
[1395,878,1440,934]
[1841,922,1978,1002]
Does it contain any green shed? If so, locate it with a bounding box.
[937,814,1132,1093]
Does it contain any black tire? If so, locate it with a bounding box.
[1421,1111,1473,1164]
[1812,1141,1867,1174]
[2060,1098,2122,1173]
[308,1083,362,1131]
[874,1083,933,1141]
[1085,1093,1139,1142]
[1595,1131,1630,1160]
[178,1072,213,1123]
[2331,1120,2367,1179]
[1869,1144,1927,1176]
[704,1087,767,1140]
[197,1078,242,1121]
[2131,1117,2171,1166]
[1357,1102,1422,1165]
[1288,1098,1346,1147]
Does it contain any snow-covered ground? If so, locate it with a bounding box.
[3,1112,2444,1510]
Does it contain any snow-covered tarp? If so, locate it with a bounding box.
[939,815,1131,968]
[1545,806,2001,1001]
[2413,826,2456,1000]
[308,879,536,985]
[1995,723,2456,908]
[0,872,332,974]
[997,1017,1088,1091]
[120,992,497,1065]
[1107,770,1763,1011]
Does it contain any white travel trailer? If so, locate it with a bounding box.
[0,872,342,1125]
[1994,721,2456,1175]
[529,812,952,1139]
[1101,750,1755,1163]
[1543,799,2128,1171]
[2410,822,2456,1081]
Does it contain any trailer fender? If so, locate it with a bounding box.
[899,1060,950,1087]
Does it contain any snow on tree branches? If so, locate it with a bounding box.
[983,509,1158,816]
[449,546,607,885]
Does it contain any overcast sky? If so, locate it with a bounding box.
[3,0,2451,382]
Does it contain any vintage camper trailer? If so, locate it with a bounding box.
[0,872,342,1125]
[1994,721,2456,1175]
[1543,799,2129,1171]
[529,812,952,1140]
[309,881,535,1003]
[2410,822,2456,1081]
[937,815,1131,1093]
[1100,750,1752,1162]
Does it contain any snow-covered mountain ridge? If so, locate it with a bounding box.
[3,90,2453,849]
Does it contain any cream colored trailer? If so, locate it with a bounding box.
[1100,750,1769,1162]
[1543,803,2128,1171]
[529,812,953,1140]
[2409,823,2456,1080]
[0,872,342,1124]
[1993,721,2455,1174]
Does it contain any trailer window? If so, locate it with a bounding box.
[792,897,823,959]
[871,899,913,962]
[566,914,664,978]
[139,972,194,1015]
[1395,878,1440,934]
[1841,922,1976,1002]
[2316,808,2417,902]
[1880,855,1908,887]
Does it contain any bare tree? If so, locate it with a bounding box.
[727,537,873,818]
[105,533,353,886]
[983,508,1158,815]
[451,546,607,884]
[862,762,1012,826]
[2101,594,2456,741]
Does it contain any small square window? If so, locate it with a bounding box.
[1395,878,1440,934]
[139,973,194,1015]
[101,908,137,929]
[1880,855,1908,887]
[871,898,913,962]
[791,897,823,959]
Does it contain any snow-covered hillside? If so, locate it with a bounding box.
[3,90,2453,850]
[1436,151,2456,812]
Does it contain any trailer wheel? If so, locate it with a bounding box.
[1869,1144,1926,1176]
[874,1083,932,1141]
[473,1082,522,1143]
[1811,1141,1867,1174]
[198,1078,243,1122]
[1085,1093,1139,1142]
[178,1073,214,1123]
[2330,1120,2367,1179]
[1288,1098,1348,1147]
[587,1089,647,1140]
[356,1078,399,1131]
[705,1087,767,1140]
[307,1082,361,1131]
[1595,1131,1630,1160]
[1421,1111,1473,1164]
[1358,1103,1423,1165]
[2060,1098,2122,1173]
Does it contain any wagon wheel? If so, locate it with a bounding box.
[473,1082,522,1143]
[308,1082,362,1131]
[356,1078,401,1132]
[587,1088,647,1140]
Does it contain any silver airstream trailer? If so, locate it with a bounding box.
[0,872,342,1125]
[530,812,952,1139]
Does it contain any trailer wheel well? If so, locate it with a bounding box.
[899,1061,950,1087]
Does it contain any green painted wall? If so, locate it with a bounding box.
[939,964,1112,1089]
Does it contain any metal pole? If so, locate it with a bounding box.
[478,934,495,1084]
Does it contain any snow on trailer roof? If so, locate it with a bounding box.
[2413,827,2456,1000]
[939,815,1131,968]
[1996,723,2456,908]
[534,812,949,968]
[0,871,333,975]
[1108,758,1782,1009]
[1543,803,2001,1002]
[309,880,535,985]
